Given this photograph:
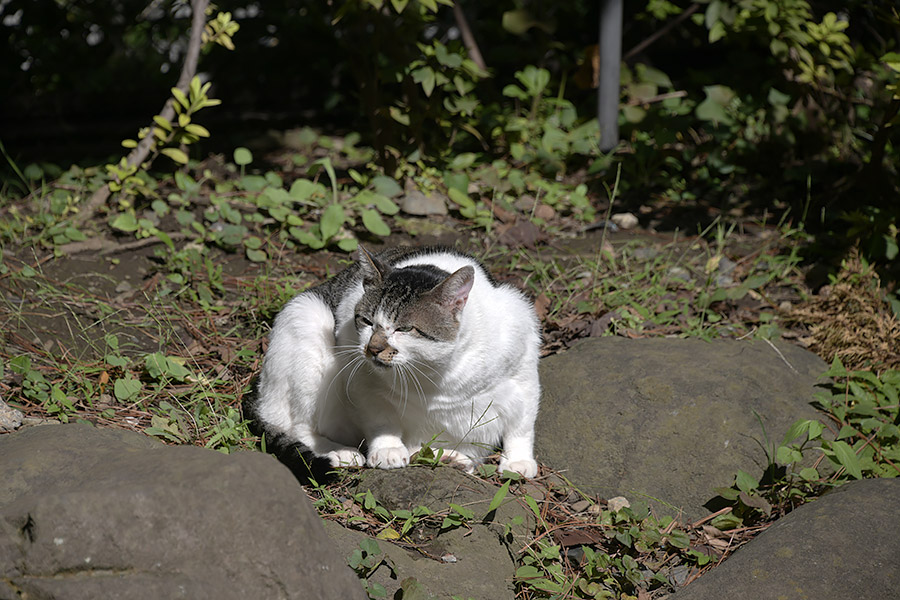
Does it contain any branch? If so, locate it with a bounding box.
[623,3,700,62]
[453,2,486,71]
[76,0,210,226]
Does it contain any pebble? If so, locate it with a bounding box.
[611,212,639,230]
[570,499,592,513]
[607,496,631,513]
[401,190,448,216]
[0,398,24,432]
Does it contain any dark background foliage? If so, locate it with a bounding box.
[2,0,898,282]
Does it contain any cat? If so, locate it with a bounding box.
[254,245,541,478]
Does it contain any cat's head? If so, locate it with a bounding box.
[353,246,473,368]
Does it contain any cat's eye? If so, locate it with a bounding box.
[395,325,413,333]
[355,315,372,327]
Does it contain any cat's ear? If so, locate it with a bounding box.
[429,266,474,317]
[358,245,391,286]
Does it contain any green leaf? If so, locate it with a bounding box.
[161,147,189,164]
[800,467,820,481]
[710,511,743,530]
[289,178,323,202]
[144,352,168,379]
[233,147,253,166]
[735,469,759,493]
[371,175,403,198]
[448,502,474,521]
[502,9,539,35]
[831,440,863,479]
[412,67,437,97]
[361,209,391,237]
[171,87,190,109]
[487,479,510,513]
[515,565,542,579]
[447,187,474,209]
[153,115,173,131]
[311,157,338,204]
[502,84,529,101]
[522,494,542,521]
[114,377,141,401]
[246,248,268,262]
[239,175,268,192]
[695,85,736,125]
[389,106,410,126]
[667,529,691,549]
[372,194,399,215]
[110,212,139,233]
[781,419,811,445]
[337,238,359,252]
[320,204,345,241]
[185,123,210,137]
[390,0,409,12]
[448,153,476,171]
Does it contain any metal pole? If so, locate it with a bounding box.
[598,0,622,151]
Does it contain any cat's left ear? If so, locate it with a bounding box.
[358,245,391,287]
[430,266,474,317]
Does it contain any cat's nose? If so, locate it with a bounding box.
[366,331,396,363]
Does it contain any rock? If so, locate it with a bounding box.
[535,338,827,521]
[354,467,533,540]
[534,204,556,221]
[323,520,515,600]
[0,399,23,432]
[670,478,900,599]
[401,190,448,216]
[611,212,639,230]
[607,496,631,513]
[0,423,365,600]
[319,467,534,599]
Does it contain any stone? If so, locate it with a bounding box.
[323,520,515,600]
[535,337,827,521]
[610,212,639,230]
[0,399,23,432]
[318,466,535,599]
[0,423,365,600]
[670,478,900,599]
[401,190,448,216]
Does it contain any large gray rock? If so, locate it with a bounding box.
[535,338,827,520]
[320,467,533,600]
[670,477,900,599]
[0,424,365,600]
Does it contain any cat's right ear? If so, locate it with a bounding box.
[358,245,390,286]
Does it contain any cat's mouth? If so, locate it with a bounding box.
[368,356,394,369]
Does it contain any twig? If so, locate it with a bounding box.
[624,90,688,106]
[75,0,210,226]
[764,338,799,374]
[55,232,187,256]
[452,3,486,72]
[623,3,700,61]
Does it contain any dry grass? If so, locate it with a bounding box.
[788,250,900,373]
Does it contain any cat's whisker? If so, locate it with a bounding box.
[398,363,411,418]
[343,357,367,405]
[406,360,439,391]
[407,363,427,408]
[324,353,364,407]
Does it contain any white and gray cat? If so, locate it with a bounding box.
[255,245,541,477]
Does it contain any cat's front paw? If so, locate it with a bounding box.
[439,449,476,474]
[499,458,538,479]
[327,448,365,468]
[368,446,410,469]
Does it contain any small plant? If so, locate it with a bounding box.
[348,538,394,599]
